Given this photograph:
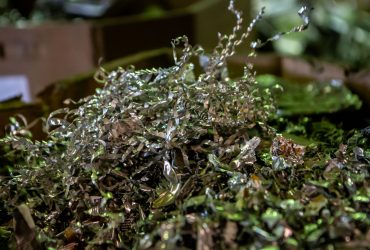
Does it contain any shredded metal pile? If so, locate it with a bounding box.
[1,1,369,249]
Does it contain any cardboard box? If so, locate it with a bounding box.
[92,0,250,62]
[0,22,94,99]
[0,0,250,101]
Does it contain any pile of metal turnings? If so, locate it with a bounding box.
[1,1,369,249]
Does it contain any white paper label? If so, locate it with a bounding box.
[0,75,31,103]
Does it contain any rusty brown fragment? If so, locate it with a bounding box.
[271,135,305,167]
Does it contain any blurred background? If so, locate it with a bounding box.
[0,0,250,101]
[0,0,370,137]
[253,0,370,69]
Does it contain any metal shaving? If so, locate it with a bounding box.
[1,1,369,249]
